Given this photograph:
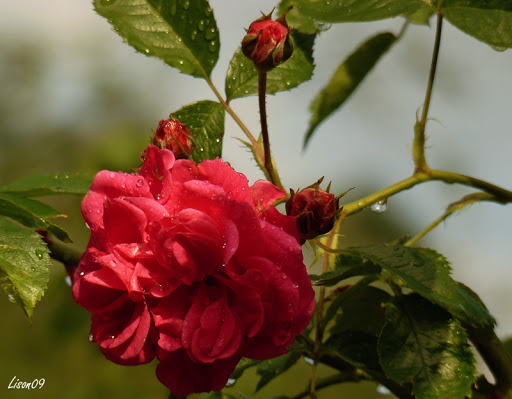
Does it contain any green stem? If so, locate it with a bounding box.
[413,12,443,173]
[341,170,512,217]
[466,326,512,397]
[258,71,283,189]
[404,192,495,247]
[204,76,265,168]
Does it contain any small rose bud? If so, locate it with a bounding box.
[286,178,339,243]
[241,8,294,72]
[153,119,195,159]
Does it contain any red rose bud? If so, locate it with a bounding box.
[153,119,195,159]
[286,178,339,243]
[241,8,293,72]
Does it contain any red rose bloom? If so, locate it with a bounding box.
[73,145,315,396]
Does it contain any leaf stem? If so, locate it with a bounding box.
[340,169,512,217]
[204,76,264,164]
[404,192,495,247]
[413,12,443,173]
[466,326,512,397]
[310,217,344,398]
[258,71,283,189]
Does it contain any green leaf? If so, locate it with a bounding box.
[171,100,225,163]
[407,3,435,25]
[278,0,317,33]
[295,0,428,23]
[0,172,93,197]
[504,337,512,355]
[229,357,261,383]
[327,279,391,335]
[443,0,512,49]
[93,0,220,78]
[378,295,476,399]
[351,245,496,328]
[0,217,51,318]
[304,32,397,147]
[255,351,302,391]
[310,262,381,286]
[225,31,315,101]
[0,193,71,242]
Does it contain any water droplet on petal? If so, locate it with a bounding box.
[80,271,85,277]
[109,172,116,179]
[371,199,387,213]
[108,259,117,268]
[136,178,144,187]
[216,338,225,347]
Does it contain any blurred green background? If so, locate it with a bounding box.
[1,0,511,398]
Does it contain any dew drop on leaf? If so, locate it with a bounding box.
[7,294,15,303]
[225,378,236,387]
[190,30,197,40]
[35,249,45,259]
[377,385,391,395]
[88,333,94,342]
[65,276,72,286]
[182,0,190,10]
[303,356,314,366]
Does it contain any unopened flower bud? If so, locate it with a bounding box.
[286,178,339,243]
[241,9,294,72]
[153,119,195,159]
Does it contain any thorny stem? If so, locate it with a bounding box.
[413,12,443,173]
[404,192,495,247]
[340,169,512,218]
[310,217,344,398]
[258,71,283,189]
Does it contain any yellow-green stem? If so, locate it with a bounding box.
[413,12,443,173]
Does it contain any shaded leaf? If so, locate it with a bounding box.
[255,351,302,391]
[504,337,512,355]
[326,279,391,335]
[378,295,476,399]
[310,262,381,286]
[443,0,512,48]
[229,357,261,383]
[93,0,220,78]
[351,245,496,328]
[295,0,428,23]
[171,100,225,163]
[304,32,397,147]
[0,193,71,242]
[0,217,51,318]
[0,172,93,197]
[225,31,315,101]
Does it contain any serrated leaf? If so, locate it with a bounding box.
[378,295,476,399]
[255,351,302,391]
[310,262,381,286]
[295,0,428,23]
[0,217,51,318]
[93,0,220,78]
[0,193,71,242]
[304,32,397,147]
[443,0,512,48]
[225,31,315,101]
[171,100,224,162]
[351,245,496,328]
[0,172,93,197]
[278,0,317,33]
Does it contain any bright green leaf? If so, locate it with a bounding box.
[304,32,397,147]
[0,217,51,318]
[0,193,71,242]
[295,0,428,23]
[378,295,476,399]
[443,0,512,48]
[171,100,225,162]
[351,245,496,328]
[225,31,315,101]
[0,172,93,197]
[255,351,302,391]
[93,0,220,78]
[278,0,317,33]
